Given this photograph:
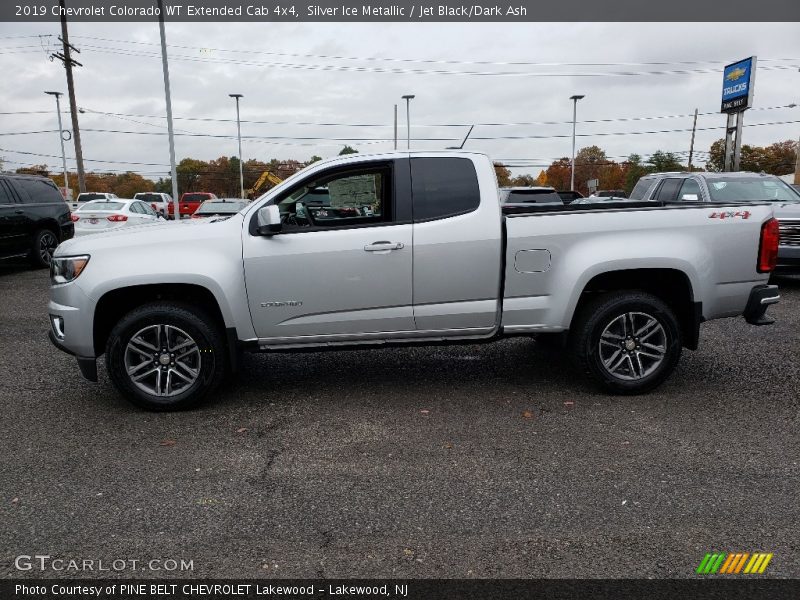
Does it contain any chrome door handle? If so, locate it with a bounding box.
[364,241,404,252]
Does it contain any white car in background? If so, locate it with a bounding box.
[133,192,173,218]
[71,199,162,236]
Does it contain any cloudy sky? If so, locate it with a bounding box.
[1,21,799,180]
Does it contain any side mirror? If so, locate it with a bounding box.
[256,205,282,235]
[681,193,699,201]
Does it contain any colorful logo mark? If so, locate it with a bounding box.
[696,552,773,575]
[726,67,747,82]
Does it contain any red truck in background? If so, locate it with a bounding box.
[166,192,218,218]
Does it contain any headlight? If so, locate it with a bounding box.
[50,255,90,284]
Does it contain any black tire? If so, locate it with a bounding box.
[29,229,59,268]
[569,291,682,395]
[105,302,227,411]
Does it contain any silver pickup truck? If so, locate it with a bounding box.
[48,152,781,410]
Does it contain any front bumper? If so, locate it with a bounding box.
[48,329,98,382]
[743,284,780,326]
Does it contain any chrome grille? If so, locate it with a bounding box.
[779,220,800,247]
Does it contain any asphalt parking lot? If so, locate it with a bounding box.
[1,263,798,579]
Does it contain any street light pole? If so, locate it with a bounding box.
[570,94,585,191]
[157,0,179,221]
[45,91,69,199]
[402,94,415,149]
[230,93,244,198]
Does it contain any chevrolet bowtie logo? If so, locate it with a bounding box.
[726,67,747,81]
[696,552,773,574]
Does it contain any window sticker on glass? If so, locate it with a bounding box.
[328,175,379,208]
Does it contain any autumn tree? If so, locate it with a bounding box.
[494,162,512,187]
[545,158,571,191]
[510,174,537,186]
[707,138,797,175]
[535,170,548,186]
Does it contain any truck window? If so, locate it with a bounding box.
[411,158,480,222]
[654,178,683,202]
[677,178,702,201]
[276,164,391,230]
[628,178,652,200]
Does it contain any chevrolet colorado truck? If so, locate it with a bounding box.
[48,152,781,410]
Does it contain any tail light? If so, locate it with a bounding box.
[107,214,128,222]
[757,218,780,273]
[70,214,80,222]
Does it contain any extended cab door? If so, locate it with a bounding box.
[410,156,503,332]
[242,159,415,341]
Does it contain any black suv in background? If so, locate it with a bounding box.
[0,173,73,267]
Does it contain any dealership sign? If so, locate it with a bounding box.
[721,56,756,113]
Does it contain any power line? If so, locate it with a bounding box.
[75,43,800,79]
[70,35,800,70]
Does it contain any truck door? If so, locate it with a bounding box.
[242,159,415,341]
[410,156,503,332]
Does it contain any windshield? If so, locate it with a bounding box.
[183,193,212,202]
[135,193,162,202]
[77,193,107,201]
[77,201,125,211]
[706,178,800,203]
[196,201,247,214]
[502,189,563,205]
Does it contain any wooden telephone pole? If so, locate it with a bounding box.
[50,0,86,192]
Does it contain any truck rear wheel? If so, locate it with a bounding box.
[105,303,226,411]
[569,291,682,394]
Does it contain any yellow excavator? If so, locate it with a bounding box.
[247,170,283,198]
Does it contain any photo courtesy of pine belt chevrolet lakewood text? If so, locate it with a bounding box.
[48,152,780,410]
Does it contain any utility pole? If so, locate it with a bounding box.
[52,0,86,193]
[687,108,698,171]
[45,91,69,199]
[393,104,398,150]
[157,0,180,221]
[794,134,800,185]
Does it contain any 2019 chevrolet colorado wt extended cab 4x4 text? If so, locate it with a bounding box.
[48,152,780,410]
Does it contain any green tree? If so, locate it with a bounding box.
[338,146,358,155]
[647,150,684,172]
[624,154,650,195]
[309,155,322,164]
[176,158,207,193]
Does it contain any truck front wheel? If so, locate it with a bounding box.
[105,303,227,410]
[570,291,682,395]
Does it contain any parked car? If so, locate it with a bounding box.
[133,192,172,218]
[72,199,161,236]
[500,187,564,206]
[0,173,73,267]
[630,171,800,272]
[591,189,628,198]
[167,192,218,219]
[191,198,250,219]
[572,195,634,205]
[557,190,584,203]
[49,151,780,410]
[70,192,118,212]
